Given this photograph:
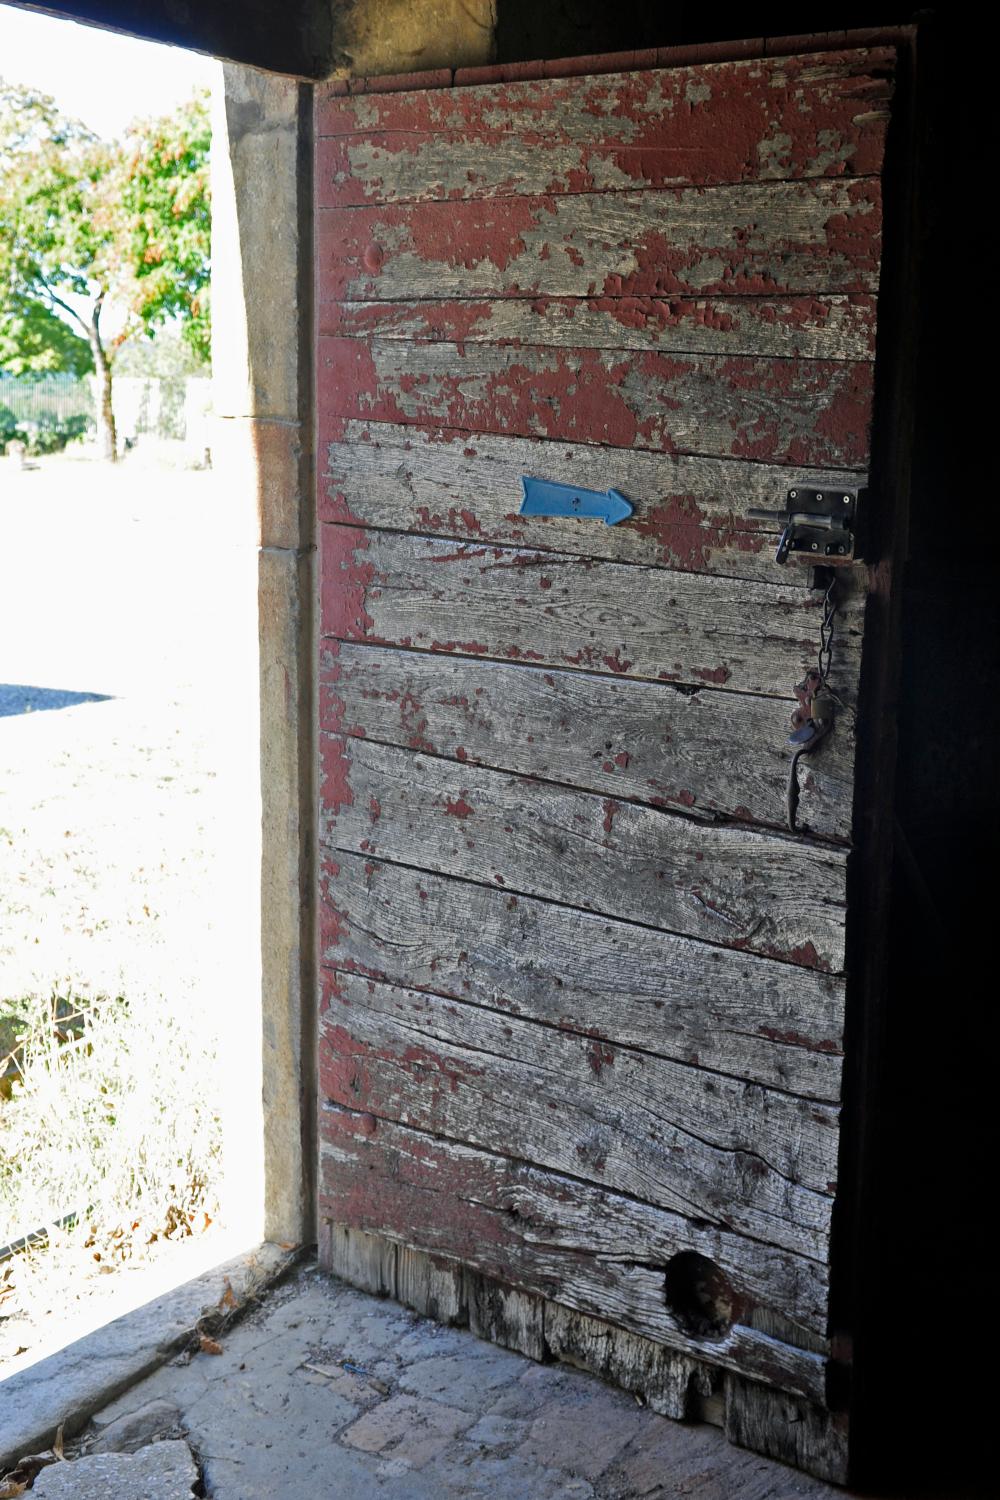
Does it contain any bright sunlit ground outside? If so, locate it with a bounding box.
[0,10,261,1375]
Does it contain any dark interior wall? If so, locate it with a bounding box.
[862,14,995,1495]
[495,3,918,58]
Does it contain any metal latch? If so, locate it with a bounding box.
[748,488,862,565]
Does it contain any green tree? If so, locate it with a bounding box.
[0,293,94,376]
[0,83,210,462]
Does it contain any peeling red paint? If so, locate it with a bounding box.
[317,50,892,209]
[587,1041,615,1076]
[320,734,354,814]
[315,46,871,1276]
[321,525,376,639]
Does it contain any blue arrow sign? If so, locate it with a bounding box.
[519,476,633,527]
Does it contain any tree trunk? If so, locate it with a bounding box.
[90,299,116,464]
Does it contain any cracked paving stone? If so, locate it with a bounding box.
[341,1392,473,1469]
[89,1398,182,1453]
[466,1413,530,1448]
[433,1448,596,1499]
[516,1392,649,1481]
[397,1346,524,1410]
[32,1441,197,1499]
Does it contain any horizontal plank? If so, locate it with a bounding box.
[320,736,848,970]
[316,180,883,302]
[319,1105,832,1387]
[319,295,878,362]
[319,420,868,585]
[319,853,846,1101]
[318,969,839,1259]
[319,526,865,702]
[320,644,854,841]
[315,48,892,202]
[318,337,873,469]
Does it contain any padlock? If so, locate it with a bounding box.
[811,692,836,729]
[791,669,822,729]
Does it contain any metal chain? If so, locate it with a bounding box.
[817,574,836,687]
[787,574,840,834]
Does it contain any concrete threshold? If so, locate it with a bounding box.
[0,1241,300,1473]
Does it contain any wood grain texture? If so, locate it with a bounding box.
[320,1104,827,1338]
[326,1222,397,1297]
[725,1375,848,1485]
[315,48,893,200]
[319,525,865,703]
[396,1244,466,1325]
[319,969,839,1260]
[318,336,873,468]
[467,1276,545,1360]
[320,643,855,841]
[319,1104,831,1393]
[320,420,868,586]
[313,43,894,1444]
[544,1302,719,1420]
[319,852,846,1101]
[320,736,848,970]
[320,295,878,361]
[317,180,883,303]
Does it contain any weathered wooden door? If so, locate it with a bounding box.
[315,41,902,1482]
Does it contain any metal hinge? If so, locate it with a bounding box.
[748,487,863,566]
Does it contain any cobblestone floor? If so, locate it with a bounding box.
[64,1262,845,1499]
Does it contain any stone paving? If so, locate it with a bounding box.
[52,1261,844,1499]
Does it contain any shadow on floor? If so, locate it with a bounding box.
[0,685,112,718]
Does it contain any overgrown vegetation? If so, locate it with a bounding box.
[0,989,222,1336]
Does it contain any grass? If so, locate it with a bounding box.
[0,988,222,1344]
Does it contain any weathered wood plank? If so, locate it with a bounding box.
[320,736,848,970]
[320,644,854,840]
[319,526,864,703]
[319,852,846,1101]
[319,1102,832,1340]
[318,336,873,468]
[315,48,893,199]
[319,420,868,586]
[320,295,878,361]
[322,1158,827,1404]
[466,1275,545,1360]
[544,1303,719,1420]
[725,1375,849,1485]
[318,969,838,1260]
[316,180,883,302]
[396,1244,466,1325]
[325,1222,398,1297]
